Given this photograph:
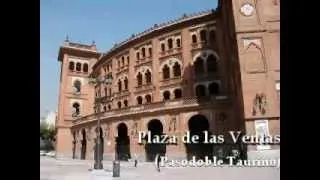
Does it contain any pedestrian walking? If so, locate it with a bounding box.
[134,153,138,167]
[156,154,161,172]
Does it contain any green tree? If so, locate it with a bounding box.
[40,121,56,142]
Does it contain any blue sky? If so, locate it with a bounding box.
[40,0,218,118]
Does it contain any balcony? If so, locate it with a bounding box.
[67,71,89,77]
[97,96,112,103]
[135,57,152,67]
[94,96,101,102]
[67,91,82,96]
[159,77,183,88]
[114,90,130,99]
[64,113,82,121]
[116,66,129,75]
[66,92,89,100]
[134,84,155,94]
[193,72,220,81]
[72,95,231,125]
[159,47,182,59]
[191,41,212,50]
[73,112,102,123]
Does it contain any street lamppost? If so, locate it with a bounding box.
[88,73,113,170]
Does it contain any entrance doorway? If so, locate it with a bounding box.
[115,123,131,161]
[185,114,213,160]
[145,119,166,162]
[80,129,87,160]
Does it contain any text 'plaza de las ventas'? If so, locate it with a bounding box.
[55,0,280,162]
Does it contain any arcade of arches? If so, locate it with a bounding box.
[71,111,243,162]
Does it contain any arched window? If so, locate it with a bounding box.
[209,30,216,42]
[121,56,125,66]
[176,38,181,48]
[109,88,112,97]
[137,72,143,86]
[76,63,81,71]
[124,100,128,107]
[192,34,197,43]
[103,106,107,112]
[95,88,101,97]
[209,82,220,95]
[127,56,130,65]
[162,65,170,80]
[174,89,182,99]
[173,62,181,77]
[163,91,171,101]
[73,80,81,93]
[200,30,207,42]
[195,85,206,97]
[145,70,152,84]
[145,94,152,104]
[118,80,122,92]
[142,48,146,58]
[161,43,165,52]
[207,54,218,73]
[136,52,140,60]
[108,104,111,110]
[137,96,143,105]
[72,103,80,117]
[194,57,204,76]
[124,77,128,90]
[69,62,74,71]
[168,38,173,49]
[104,88,108,96]
[117,101,122,109]
[83,63,88,73]
[148,47,152,57]
[117,60,120,68]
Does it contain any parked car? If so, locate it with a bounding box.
[40,150,47,156]
[46,151,55,157]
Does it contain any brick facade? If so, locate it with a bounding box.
[55,0,280,161]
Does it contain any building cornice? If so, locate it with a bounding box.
[57,41,102,62]
[72,95,231,127]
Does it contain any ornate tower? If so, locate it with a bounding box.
[56,38,100,159]
[218,0,280,159]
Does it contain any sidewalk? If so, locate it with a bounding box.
[41,156,280,180]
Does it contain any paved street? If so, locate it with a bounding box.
[40,156,280,180]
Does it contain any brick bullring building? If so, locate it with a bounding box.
[56,0,280,161]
